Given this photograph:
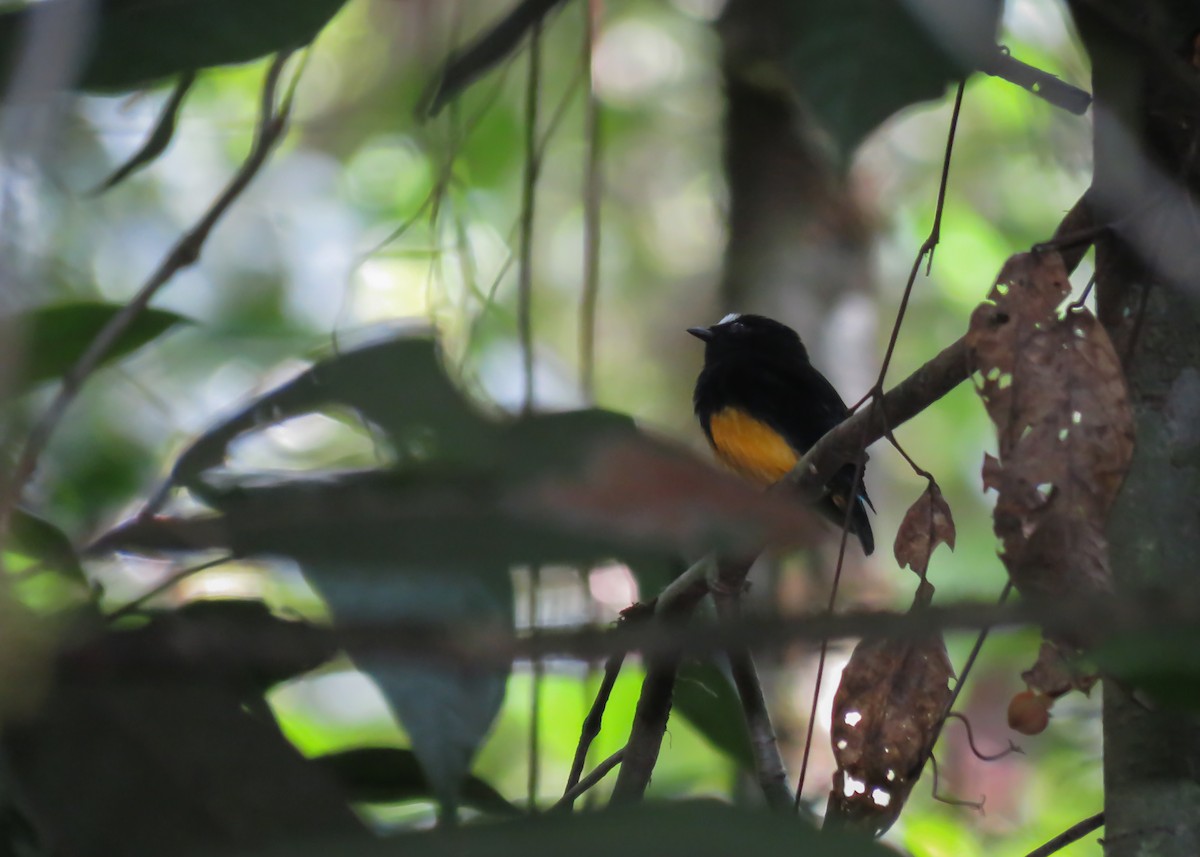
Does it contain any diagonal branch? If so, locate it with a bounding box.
[783,335,973,501]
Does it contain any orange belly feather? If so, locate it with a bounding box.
[708,408,798,486]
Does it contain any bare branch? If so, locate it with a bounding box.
[553,748,624,811]
[713,572,794,812]
[784,335,972,501]
[562,650,624,807]
[1025,812,1105,857]
[517,24,541,414]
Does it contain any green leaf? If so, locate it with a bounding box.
[313,747,520,815]
[782,0,1000,157]
[5,509,92,615]
[674,660,755,770]
[5,302,189,397]
[92,72,195,193]
[7,508,83,583]
[0,0,350,92]
[303,555,513,818]
[236,800,895,857]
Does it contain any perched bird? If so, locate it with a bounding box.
[688,313,875,554]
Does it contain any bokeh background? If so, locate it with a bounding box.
[6,0,1101,852]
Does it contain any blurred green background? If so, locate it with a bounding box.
[3,0,1100,853]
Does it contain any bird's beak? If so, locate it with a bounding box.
[687,327,712,342]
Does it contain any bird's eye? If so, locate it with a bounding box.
[729,321,747,333]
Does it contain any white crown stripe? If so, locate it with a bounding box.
[717,312,741,325]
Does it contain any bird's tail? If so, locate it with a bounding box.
[821,464,875,555]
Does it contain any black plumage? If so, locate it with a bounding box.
[688,313,875,555]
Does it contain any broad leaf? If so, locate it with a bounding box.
[5,509,91,615]
[7,508,83,584]
[0,0,350,91]
[4,302,188,397]
[783,0,1000,157]
[303,556,513,817]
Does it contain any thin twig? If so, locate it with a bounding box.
[106,555,234,623]
[1024,812,1104,857]
[796,448,866,807]
[552,747,625,810]
[928,753,985,811]
[801,83,966,810]
[0,52,296,537]
[579,0,602,402]
[516,22,541,416]
[944,711,1022,762]
[882,78,965,382]
[786,335,972,499]
[562,651,625,806]
[918,581,1015,777]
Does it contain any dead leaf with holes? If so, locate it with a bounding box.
[825,592,954,837]
[967,251,1135,647]
[894,481,956,579]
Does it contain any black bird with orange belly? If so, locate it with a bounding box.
[688,313,875,554]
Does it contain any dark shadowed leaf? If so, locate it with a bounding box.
[233,799,894,857]
[893,480,956,579]
[7,509,83,583]
[783,0,999,157]
[4,302,188,397]
[5,509,91,615]
[302,555,513,817]
[4,642,368,857]
[674,660,755,770]
[423,0,567,116]
[92,72,195,192]
[826,592,953,837]
[313,747,519,815]
[0,0,349,91]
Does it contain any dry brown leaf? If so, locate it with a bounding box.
[894,482,956,579]
[1022,639,1098,700]
[825,595,954,837]
[967,251,1135,646]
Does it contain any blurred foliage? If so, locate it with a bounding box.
[0,0,1108,854]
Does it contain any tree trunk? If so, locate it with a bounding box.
[1072,1,1200,853]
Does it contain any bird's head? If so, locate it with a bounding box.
[687,313,809,363]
